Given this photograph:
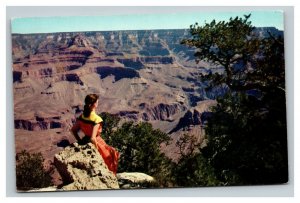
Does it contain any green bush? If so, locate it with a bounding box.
[16,150,53,190]
[100,113,173,187]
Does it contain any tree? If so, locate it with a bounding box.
[99,113,173,187]
[112,122,171,174]
[172,134,220,187]
[182,15,288,185]
[99,112,121,141]
[181,14,261,91]
[16,150,53,190]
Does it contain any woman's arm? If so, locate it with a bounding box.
[91,123,100,147]
[71,121,81,142]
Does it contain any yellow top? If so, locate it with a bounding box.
[81,110,103,124]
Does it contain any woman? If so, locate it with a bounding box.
[71,94,119,175]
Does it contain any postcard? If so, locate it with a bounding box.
[11,10,288,192]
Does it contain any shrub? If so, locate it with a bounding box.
[100,113,173,187]
[16,150,53,190]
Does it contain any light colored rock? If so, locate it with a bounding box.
[26,186,59,192]
[116,172,155,189]
[54,143,119,190]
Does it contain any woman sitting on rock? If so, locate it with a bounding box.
[71,94,119,175]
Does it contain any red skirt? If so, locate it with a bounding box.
[95,136,119,175]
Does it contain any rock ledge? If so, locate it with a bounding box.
[53,142,156,191]
[54,143,119,190]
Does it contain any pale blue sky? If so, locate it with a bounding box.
[11,11,284,34]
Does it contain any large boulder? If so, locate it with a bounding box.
[117,172,155,189]
[54,143,119,190]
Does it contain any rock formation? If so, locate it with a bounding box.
[53,142,156,191]
[162,100,217,162]
[54,143,119,190]
[117,173,155,189]
[170,100,217,133]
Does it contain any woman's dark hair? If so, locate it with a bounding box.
[83,94,99,117]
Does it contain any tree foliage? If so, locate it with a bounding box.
[100,113,173,186]
[172,134,220,187]
[181,15,288,185]
[200,88,287,185]
[182,15,254,65]
[182,14,261,92]
[16,150,53,190]
[100,112,121,140]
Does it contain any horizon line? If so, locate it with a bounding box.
[11,26,283,35]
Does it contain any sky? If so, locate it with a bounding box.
[11,10,284,34]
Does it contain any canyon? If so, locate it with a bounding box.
[12,28,282,175]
